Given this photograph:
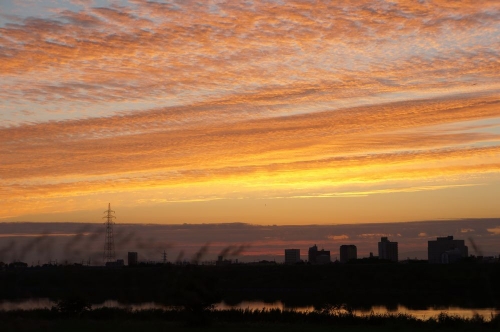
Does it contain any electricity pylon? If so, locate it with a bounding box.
[103,203,116,264]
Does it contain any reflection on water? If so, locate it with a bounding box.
[92,300,173,311]
[0,298,55,311]
[216,301,314,312]
[216,301,500,320]
[1,299,498,321]
[364,305,500,320]
[0,299,173,311]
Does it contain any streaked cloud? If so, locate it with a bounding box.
[487,227,500,235]
[0,1,499,222]
[327,235,349,241]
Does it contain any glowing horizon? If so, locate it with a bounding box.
[1,0,499,224]
[1,219,499,264]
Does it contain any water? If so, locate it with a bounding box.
[0,298,55,311]
[217,301,500,320]
[1,299,498,321]
[0,299,172,311]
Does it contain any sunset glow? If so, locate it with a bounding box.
[1,0,499,224]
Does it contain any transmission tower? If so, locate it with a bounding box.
[103,203,116,264]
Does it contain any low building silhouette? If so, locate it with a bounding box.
[105,259,124,267]
[378,237,398,262]
[128,252,138,266]
[9,261,28,269]
[340,245,357,263]
[216,255,232,266]
[428,236,468,264]
[284,249,300,264]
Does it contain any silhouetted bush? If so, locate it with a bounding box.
[52,296,91,316]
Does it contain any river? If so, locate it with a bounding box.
[1,299,498,321]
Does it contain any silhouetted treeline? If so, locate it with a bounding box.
[0,263,499,309]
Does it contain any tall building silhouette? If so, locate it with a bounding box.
[378,237,398,262]
[340,245,357,263]
[308,244,331,264]
[284,249,300,264]
[428,236,468,264]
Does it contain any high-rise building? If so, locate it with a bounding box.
[128,252,138,266]
[308,244,331,264]
[340,245,357,263]
[316,252,331,264]
[428,236,468,264]
[378,237,398,262]
[308,244,318,263]
[284,249,300,264]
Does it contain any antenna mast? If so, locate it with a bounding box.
[103,203,116,264]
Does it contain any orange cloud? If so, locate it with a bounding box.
[0,1,499,220]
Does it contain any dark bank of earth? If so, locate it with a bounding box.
[1,307,500,332]
[1,263,499,309]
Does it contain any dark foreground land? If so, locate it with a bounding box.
[2,263,500,331]
[2,307,500,332]
[1,263,499,308]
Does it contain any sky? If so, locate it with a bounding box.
[1,219,499,264]
[1,0,500,228]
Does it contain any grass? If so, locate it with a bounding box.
[1,307,499,332]
[2,319,496,332]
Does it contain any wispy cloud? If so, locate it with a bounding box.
[0,1,499,220]
[1,1,499,114]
